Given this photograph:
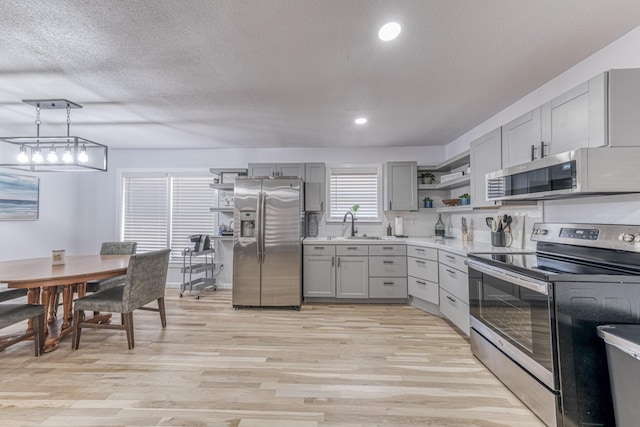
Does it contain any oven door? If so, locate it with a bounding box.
[468,260,558,390]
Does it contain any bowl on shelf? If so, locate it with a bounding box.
[442,198,461,207]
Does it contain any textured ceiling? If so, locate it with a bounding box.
[1,0,640,150]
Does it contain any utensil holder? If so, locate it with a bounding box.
[491,231,507,247]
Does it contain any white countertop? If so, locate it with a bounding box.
[303,236,526,257]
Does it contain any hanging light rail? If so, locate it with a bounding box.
[0,99,108,172]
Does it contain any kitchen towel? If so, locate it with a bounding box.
[394,216,404,236]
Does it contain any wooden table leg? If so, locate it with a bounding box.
[62,285,74,328]
[25,288,41,334]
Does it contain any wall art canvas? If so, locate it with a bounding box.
[0,172,39,220]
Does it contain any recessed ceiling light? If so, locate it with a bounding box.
[354,117,368,125]
[378,22,401,41]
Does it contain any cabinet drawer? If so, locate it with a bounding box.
[304,244,336,256]
[336,245,368,256]
[369,277,407,299]
[407,257,438,283]
[368,245,406,256]
[407,245,438,260]
[439,289,470,336]
[438,263,469,304]
[369,256,407,277]
[408,276,438,305]
[439,250,467,272]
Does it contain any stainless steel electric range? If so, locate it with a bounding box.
[467,223,640,427]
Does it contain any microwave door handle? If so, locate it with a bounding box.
[467,260,549,295]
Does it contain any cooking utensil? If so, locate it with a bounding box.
[504,215,513,233]
[486,217,494,230]
[497,215,504,232]
[491,218,498,232]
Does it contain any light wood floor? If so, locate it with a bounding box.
[1,290,544,427]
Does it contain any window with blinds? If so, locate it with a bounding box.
[121,173,214,257]
[328,166,381,222]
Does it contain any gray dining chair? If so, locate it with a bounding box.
[85,241,138,293]
[0,288,45,356]
[71,248,170,350]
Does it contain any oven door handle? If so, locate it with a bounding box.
[467,260,550,295]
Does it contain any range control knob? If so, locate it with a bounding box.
[539,229,549,235]
[621,233,635,243]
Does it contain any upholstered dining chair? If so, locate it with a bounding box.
[85,241,138,293]
[0,288,45,356]
[71,248,170,350]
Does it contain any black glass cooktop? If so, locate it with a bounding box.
[469,244,640,281]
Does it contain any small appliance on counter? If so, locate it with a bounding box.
[188,234,211,252]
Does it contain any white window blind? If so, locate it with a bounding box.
[170,176,215,254]
[328,166,380,222]
[121,173,215,257]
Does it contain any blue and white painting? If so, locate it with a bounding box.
[0,173,39,220]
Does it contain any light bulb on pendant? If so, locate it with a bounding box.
[78,144,88,163]
[62,144,73,163]
[32,145,44,164]
[17,145,29,163]
[47,145,59,163]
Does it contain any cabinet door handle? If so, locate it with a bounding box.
[531,144,538,161]
[389,201,392,210]
[332,256,334,267]
[383,260,394,264]
[320,201,324,210]
[415,260,426,264]
[446,268,457,275]
[416,248,425,252]
[347,247,358,250]
[540,141,547,158]
[445,254,454,260]
[337,257,341,267]
[314,246,325,250]
[416,280,426,285]
[383,246,394,250]
[383,282,394,285]
[446,295,457,303]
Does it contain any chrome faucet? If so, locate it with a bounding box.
[343,211,356,237]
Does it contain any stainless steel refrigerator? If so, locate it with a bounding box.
[232,177,304,309]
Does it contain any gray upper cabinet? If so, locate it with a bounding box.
[540,72,607,157]
[500,69,640,169]
[248,163,305,178]
[501,108,543,168]
[470,128,502,208]
[304,163,325,211]
[383,161,417,211]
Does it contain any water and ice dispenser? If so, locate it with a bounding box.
[240,211,256,238]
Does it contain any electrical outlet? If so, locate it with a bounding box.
[220,264,224,271]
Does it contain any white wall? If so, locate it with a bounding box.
[0,170,83,260]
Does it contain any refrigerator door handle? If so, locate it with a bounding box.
[261,192,267,263]
[256,191,262,264]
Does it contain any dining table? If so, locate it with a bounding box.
[0,254,130,352]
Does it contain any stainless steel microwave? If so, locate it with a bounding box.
[486,147,640,201]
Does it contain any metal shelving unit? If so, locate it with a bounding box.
[180,248,216,299]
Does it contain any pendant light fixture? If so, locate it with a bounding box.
[0,99,108,172]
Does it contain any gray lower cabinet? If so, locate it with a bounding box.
[369,244,407,299]
[303,244,335,297]
[438,249,469,335]
[337,255,369,299]
[407,245,439,305]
